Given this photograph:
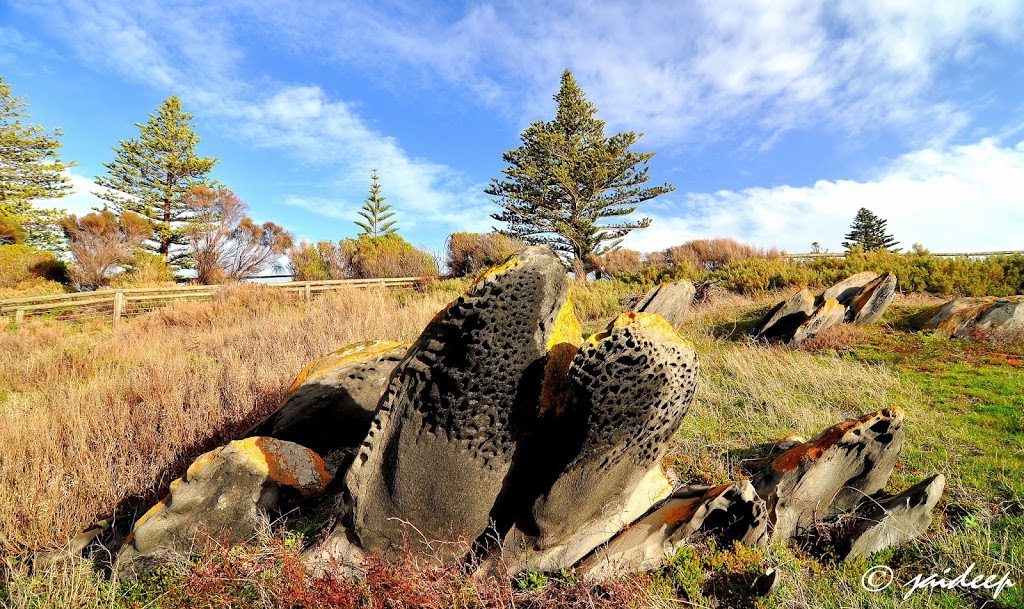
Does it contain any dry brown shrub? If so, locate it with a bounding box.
[588,248,644,278]
[0,284,451,554]
[798,324,870,352]
[659,238,778,271]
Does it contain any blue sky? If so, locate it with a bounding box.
[2,0,1023,255]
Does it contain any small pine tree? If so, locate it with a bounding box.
[354,169,397,237]
[842,208,899,252]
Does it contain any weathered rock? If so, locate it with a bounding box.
[249,341,406,464]
[577,480,768,579]
[632,281,696,327]
[336,246,580,560]
[789,298,846,346]
[504,312,698,571]
[753,408,905,541]
[753,289,816,341]
[33,520,109,571]
[118,437,331,574]
[847,273,897,325]
[841,474,945,561]
[916,295,1024,339]
[820,271,879,306]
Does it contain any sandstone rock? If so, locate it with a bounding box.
[118,437,331,574]
[249,341,406,463]
[820,271,879,306]
[847,273,897,326]
[577,480,768,579]
[841,474,945,561]
[504,312,698,571]
[753,408,905,541]
[337,246,580,559]
[632,281,696,327]
[789,298,846,346]
[916,295,1024,339]
[753,289,816,341]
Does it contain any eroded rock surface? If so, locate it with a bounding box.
[754,289,816,341]
[841,474,945,561]
[505,312,698,571]
[753,408,905,541]
[337,246,580,559]
[821,271,879,306]
[632,281,696,327]
[847,273,897,326]
[916,295,1024,339]
[790,298,845,346]
[118,437,331,575]
[578,481,768,579]
[249,341,407,463]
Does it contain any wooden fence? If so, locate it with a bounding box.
[0,277,423,328]
[782,250,1023,261]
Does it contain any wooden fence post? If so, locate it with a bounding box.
[14,308,24,325]
[304,282,312,303]
[112,290,125,330]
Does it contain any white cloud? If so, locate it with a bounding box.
[621,138,1024,253]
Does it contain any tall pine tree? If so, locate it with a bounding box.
[96,96,217,271]
[0,76,73,251]
[487,69,674,271]
[842,207,899,252]
[354,169,397,237]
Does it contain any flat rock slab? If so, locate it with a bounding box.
[754,289,816,341]
[916,295,1024,339]
[753,408,905,541]
[249,341,407,464]
[632,281,696,327]
[338,245,578,559]
[821,271,879,306]
[117,437,331,575]
[790,298,845,346]
[847,273,897,326]
[506,312,698,572]
[842,474,945,561]
[577,480,768,580]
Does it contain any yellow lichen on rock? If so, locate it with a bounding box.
[469,254,522,288]
[284,340,406,396]
[540,297,582,415]
[585,312,692,349]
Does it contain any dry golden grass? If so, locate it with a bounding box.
[0,284,454,555]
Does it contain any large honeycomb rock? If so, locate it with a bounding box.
[753,289,816,341]
[117,437,331,575]
[249,341,406,464]
[335,246,579,560]
[821,271,879,306]
[577,481,768,579]
[753,408,905,541]
[631,280,696,327]
[503,312,698,571]
[847,273,897,325]
[915,295,1024,339]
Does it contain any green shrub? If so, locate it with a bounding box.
[349,233,438,279]
[0,244,68,290]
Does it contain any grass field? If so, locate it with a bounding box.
[1,282,1021,608]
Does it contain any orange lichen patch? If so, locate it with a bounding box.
[469,254,522,289]
[818,298,844,317]
[283,340,405,396]
[131,495,169,531]
[659,498,701,527]
[252,437,331,495]
[771,408,903,473]
[540,298,582,415]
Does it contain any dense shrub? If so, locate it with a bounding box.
[657,238,779,271]
[445,232,525,277]
[110,251,177,288]
[0,244,67,293]
[588,248,644,278]
[349,233,438,279]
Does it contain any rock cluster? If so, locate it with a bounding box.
[754,272,897,345]
[109,247,940,583]
[914,295,1024,340]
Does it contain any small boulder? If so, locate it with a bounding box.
[338,246,579,560]
[790,298,846,346]
[821,271,879,306]
[916,295,1024,339]
[632,281,696,327]
[847,273,897,326]
[117,437,331,574]
[840,474,945,561]
[753,289,816,341]
[249,341,407,464]
[505,312,698,572]
[577,480,768,579]
[753,408,905,541]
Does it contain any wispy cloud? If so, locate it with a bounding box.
[621,138,1024,253]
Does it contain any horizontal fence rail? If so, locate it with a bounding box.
[782,250,1024,260]
[1,277,423,328]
